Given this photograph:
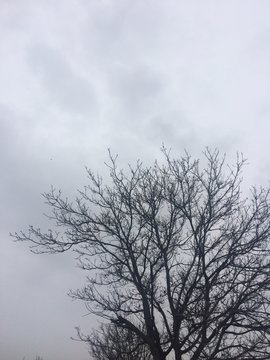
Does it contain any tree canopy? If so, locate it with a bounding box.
[14,149,270,360]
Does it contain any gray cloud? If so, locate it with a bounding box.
[108,65,165,123]
[27,44,97,117]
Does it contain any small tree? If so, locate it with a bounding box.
[79,322,152,360]
[14,149,270,360]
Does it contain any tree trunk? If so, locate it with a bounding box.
[174,346,182,360]
[149,346,166,360]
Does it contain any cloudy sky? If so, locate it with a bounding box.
[1,1,270,359]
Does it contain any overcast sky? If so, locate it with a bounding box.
[1,1,270,360]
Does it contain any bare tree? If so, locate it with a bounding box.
[21,355,43,360]
[14,149,270,360]
[79,322,152,360]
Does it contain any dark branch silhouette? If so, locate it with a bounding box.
[77,322,152,360]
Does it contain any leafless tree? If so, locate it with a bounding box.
[78,322,152,360]
[14,148,270,360]
[21,355,43,360]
